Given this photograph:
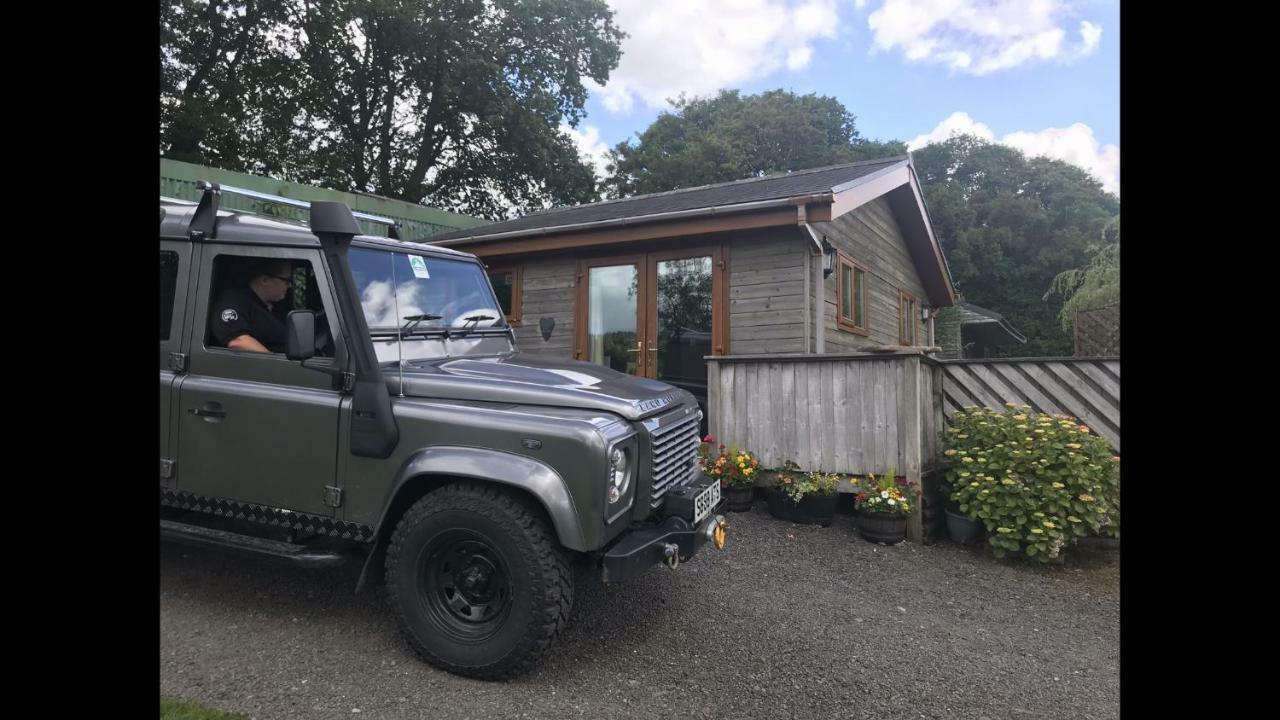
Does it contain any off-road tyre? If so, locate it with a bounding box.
[384,482,573,679]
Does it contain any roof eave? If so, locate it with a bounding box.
[431,192,834,247]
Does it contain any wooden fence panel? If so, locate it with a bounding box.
[939,358,1120,452]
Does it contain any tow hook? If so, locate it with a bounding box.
[704,514,728,550]
[661,543,680,569]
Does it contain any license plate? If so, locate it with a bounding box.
[693,481,720,524]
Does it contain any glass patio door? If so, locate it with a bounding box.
[577,246,723,401]
[581,256,647,375]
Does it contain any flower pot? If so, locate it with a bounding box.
[856,511,907,544]
[723,485,754,512]
[945,509,984,544]
[765,488,837,526]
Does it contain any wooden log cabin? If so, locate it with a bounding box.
[429,156,958,432]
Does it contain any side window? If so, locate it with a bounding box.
[835,253,868,335]
[486,265,523,325]
[899,289,917,346]
[205,254,331,356]
[160,251,179,341]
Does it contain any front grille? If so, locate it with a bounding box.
[648,409,701,510]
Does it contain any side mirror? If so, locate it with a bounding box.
[286,310,316,361]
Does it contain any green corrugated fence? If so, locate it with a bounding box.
[160,158,484,241]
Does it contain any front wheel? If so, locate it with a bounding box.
[384,483,573,679]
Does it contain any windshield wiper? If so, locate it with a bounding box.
[399,313,443,339]
[445,314,498,339]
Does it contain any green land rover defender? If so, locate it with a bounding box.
[159,183,729,679]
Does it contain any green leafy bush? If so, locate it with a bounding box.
[943,404,1120,562]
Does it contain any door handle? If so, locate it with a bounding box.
[188,403,226,420]
[626,341,643,353]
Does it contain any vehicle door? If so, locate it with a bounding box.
[160,240,194,489]
[175,244,345,517]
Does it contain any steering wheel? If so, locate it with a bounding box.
[313,310,335,357]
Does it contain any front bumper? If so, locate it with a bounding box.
[601,478,728,582]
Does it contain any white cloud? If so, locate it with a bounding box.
[866,1,1102,75]
[592,0,839,114]
[908,111,1119,194]
[560,123,613,181]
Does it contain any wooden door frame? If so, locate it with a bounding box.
[572,239,731,374]
[573,253,649,375]
[643,243,727,379]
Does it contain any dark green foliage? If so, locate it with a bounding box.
[602,89,906,197]
[160,0,624,219]
[913,135,1119,356]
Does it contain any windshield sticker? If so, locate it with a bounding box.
[408,255,430,279]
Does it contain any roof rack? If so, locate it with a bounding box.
[178,180,403,239]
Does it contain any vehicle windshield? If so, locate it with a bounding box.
[350,247,510,364]
[350,248,505,332]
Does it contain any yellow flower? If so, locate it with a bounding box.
[1052,482,1065,489]
[970,482,979,487]
[1033,512,1046,518]
[1111,456,1121,463]
[1001,479,1016,485]
[743,467,753,476]
[1030,528,1044,534]
[1013,414,1027,421]
[944,449,958,456]
[1079,494,1095,502]
[961,457,974,463]
[958,434,969,439]
[996,527,1013,534]
[1066,443,1082,449]
[1067,516,1082,523]
[902,503,910,511]
[1043,521,1055,529]
[1034,429,1045,434]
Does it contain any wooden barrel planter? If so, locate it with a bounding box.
[722,485,755,512]
[856,512,907,544]
[765,488,837,526]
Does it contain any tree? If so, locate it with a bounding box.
[602,89,905,197]
[160,0,625,219]
[912,135,1119,356]
[1045,217,1120,332]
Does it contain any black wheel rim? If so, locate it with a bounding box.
[418,529,513,643]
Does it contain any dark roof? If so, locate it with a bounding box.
[430,156,908,243]
[958,302,1027,345]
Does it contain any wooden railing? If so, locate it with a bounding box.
[705,352,1121,540]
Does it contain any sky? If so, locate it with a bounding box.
[560,0,1120,195]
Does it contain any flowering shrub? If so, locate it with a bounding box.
[774,463,841,503]
[854,469,918,516]
[701,438,760,490]
[943,404,1120,562]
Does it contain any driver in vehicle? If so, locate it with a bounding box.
[210,258,293,353]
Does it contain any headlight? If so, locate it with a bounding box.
[608,445,630,504]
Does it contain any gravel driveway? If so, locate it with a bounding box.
[161,504,1119,720]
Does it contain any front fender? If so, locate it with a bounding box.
[381,445,587,551]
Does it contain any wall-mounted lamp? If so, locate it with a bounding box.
[821,238,836,279]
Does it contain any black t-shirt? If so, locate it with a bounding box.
[210,285,287,353]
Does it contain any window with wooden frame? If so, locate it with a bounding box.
[485,264,523,325]
[835,252,868,335]
[898,289,918,346]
